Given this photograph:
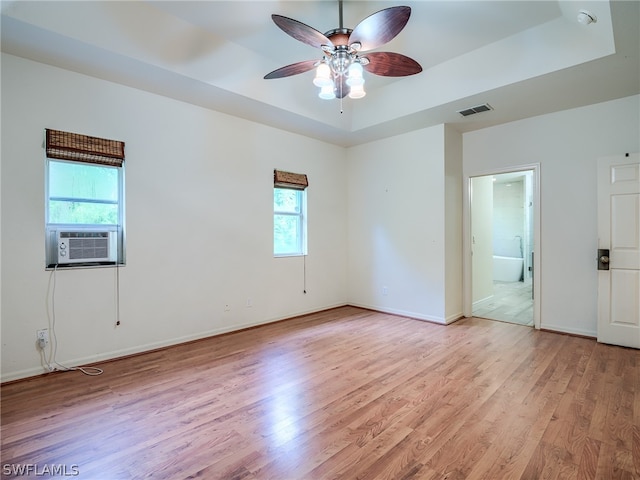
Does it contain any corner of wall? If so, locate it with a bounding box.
[444,126,463,319]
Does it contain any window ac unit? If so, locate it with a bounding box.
[57,230,117,264]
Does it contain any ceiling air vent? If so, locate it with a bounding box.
[457,103,493,117]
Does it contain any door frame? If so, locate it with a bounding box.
[462,163,541,329]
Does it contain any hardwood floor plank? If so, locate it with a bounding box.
[577,437,601,480]
[596,442,636,479]
[2,306,639,480]
[633,424,640,476]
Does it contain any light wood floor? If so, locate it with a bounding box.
[1,306,638,479]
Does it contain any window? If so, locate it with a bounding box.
[274,188,306,256]
[44,129,125,268]
[48,160,120,225]
[273,170,308,256]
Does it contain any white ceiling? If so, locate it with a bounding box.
[1,0,638,147]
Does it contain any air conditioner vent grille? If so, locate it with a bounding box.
[458,103,493,117]
[60,231,109,239]
[68,238,109,260]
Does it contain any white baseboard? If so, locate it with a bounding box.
[347,302,448,324]
[472,295,494,308]
[539,322,596,338]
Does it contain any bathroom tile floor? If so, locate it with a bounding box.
[473,279,534,326]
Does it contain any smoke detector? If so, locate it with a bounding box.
[577,10,597,25]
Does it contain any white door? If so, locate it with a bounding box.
[597,153,640,348]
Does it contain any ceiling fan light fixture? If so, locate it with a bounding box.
[265,4,422,104]
[331,50,351,75]
[348,84,366,99]
[313,63,333,87]
[319,84,337,100]
[346,62,364,86]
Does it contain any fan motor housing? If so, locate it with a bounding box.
[325,28,352,47]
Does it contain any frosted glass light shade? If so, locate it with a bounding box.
[319,85,336,100]
[348,84,366,99]
[313,63,333,87]
[346,62,364,86]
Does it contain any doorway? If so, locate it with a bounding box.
[469,168,537,327]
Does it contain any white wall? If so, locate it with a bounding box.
[0,54,348,382]
[444,126,463,322]
[346,124,463,323]
[464,95,640,336]
[471,176,494,304]
[493,181,525,258]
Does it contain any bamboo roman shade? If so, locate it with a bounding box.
[274,169,308,190]
[46,129,125,167]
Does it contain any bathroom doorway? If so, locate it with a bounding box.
[470,169,536,327]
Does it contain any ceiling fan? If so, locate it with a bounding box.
[264,1,422,100]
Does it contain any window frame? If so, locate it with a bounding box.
[273,187,307,257]
[45,157,126,268]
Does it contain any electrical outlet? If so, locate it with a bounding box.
[382,286,388,295]
[246,298,252,308]
[224,304,231,312]
[36,329,49,348]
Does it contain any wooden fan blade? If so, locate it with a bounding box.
[362,52,422,77]
[272,15,334,49]
[264,60,318,79]
[349,6,411,52]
